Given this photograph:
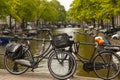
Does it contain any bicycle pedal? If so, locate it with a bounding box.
[15,59,32,67]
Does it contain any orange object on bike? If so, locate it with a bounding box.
[98,39,105,45]
[95,36,102,42]
[95,38,100,42]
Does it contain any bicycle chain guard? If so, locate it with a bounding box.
[83,62,94,72]
[83,62,104,72]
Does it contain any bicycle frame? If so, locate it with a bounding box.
[71,32,108,63]
[10,29,55,69]
[64,32,120,80]
[69,41,98,64]
[27,42,54,69]
[19,30,54,69]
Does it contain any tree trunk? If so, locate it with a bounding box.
[100,19,104,29]
[14,20,17,34]
[9,15,12,32]
[21,19,25,30]
[111,16,115,29]
[36,19,39,27]
[92,19,95,28]
[25,20,27,28]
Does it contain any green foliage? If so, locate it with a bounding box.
[0,0,66,23]
[15,0,38,21]
[36,0,58,23]
[0,0,9,18]
[68,0,120,22]
[50,0,66,22]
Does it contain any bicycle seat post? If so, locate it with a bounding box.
[95,42,98,48]
[39,38,45,55]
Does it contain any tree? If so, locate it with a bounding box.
[15,0,38,22]
[68,0,120,28]
[37,0,58,23]
[0,0,67,28]
[50,0,66,22]
[35,0,66,27]
[0,0,10,19]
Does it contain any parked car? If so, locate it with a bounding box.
[99,28,107,33]
[111,31,120,39]
[102,28,120,37]
[2,29,11,35]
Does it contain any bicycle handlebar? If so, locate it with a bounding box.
[77,41,120,48]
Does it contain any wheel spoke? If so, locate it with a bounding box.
[48,50,76,79]
[93,51,120,79]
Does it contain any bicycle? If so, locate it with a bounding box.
[3,29,76,80]
[48,31,120,80]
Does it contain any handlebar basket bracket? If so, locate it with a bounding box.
[52,33,71,48]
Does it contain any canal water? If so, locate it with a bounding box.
[0,28,119,79]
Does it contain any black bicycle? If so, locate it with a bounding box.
[3,29,76,80]
[48,32,120,80]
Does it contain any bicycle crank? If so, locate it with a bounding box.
[83,62,104,72]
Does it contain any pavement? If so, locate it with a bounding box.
[0,69,101,80]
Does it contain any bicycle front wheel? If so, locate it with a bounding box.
[48,50,77,80]
[4,50,31,75]
[93,50,120,79]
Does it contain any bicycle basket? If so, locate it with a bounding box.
[52,33,71,48]
[5,42,23,60]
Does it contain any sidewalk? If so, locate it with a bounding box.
[0,69,101,80]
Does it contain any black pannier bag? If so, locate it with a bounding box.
[52,33,71,48]
[5,42,23,60]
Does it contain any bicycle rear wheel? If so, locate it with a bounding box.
[48,50,77,80]
[93,50,120,79]
[4,50,31,75]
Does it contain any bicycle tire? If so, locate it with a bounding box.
[93,50,120,79]
[4,49,32,75]
[48,50,77,80]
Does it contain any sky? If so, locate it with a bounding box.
[57,0,73,11]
